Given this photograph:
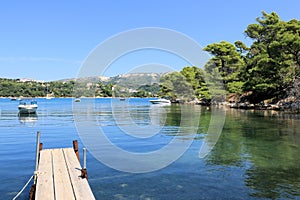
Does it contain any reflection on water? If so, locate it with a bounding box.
[18,113,38,126]
[207,109,300,199]
[76,99,300,199]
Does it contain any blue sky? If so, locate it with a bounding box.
[0,0,299,81]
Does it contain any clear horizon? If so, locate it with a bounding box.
[1,1,300,81]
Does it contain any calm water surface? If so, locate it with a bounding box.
[1,98,300,199]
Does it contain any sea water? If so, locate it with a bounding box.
[1,98,300,199]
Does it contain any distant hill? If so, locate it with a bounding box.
[109,73,163,89]
[58,73,164,89]
[0,73,165,98]
[57,76,110,83]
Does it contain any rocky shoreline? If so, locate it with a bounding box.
[225,94,300,112]
[224,97,300,113]
[175,94,300,113]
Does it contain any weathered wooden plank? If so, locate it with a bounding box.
[35,149,55,200]
[35,147,95,200]
[52,148,75,200]
[63,148,96,200]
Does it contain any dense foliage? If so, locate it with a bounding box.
[0,79,45,97]
[0,78,159,98]
[159,12,300,103]
[158,67,210,101]
[0,79,75,97]
[203,11,300,103]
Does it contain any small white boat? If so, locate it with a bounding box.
[45,86,53,100]
[45,95,53,100]
[18,99,38,114]
[45,85,53,99]
[149,98,171,105]
[74,98,81,102]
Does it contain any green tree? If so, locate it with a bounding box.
[180,66,210,99]
[159,71,194,101]
[204,41,246,93]
[244,11,300,102]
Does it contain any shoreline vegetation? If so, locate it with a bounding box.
[1,12,299,112]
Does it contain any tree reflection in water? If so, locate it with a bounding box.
[205,109,300,199]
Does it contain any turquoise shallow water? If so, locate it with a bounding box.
[1,98,300,199]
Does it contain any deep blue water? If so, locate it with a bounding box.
[1,98,300,200]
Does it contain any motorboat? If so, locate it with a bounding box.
[18,99,38,114]
[11,97,21,101]
[74,98,81,102]
[149,98,171,105]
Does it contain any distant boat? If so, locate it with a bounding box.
[74,98,81,102]
[11,97,21,101]
[45,85,53,99]
[119,98,126,101]
[18,99,38,114]
[45,96,53,100]
[149,98,171,105]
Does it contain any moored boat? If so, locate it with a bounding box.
[45,85,53,99]
[18,99,38,114]
[149,98,171,105]
[45,95,53,100]
[74,98,81,102]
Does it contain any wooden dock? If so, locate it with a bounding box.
[30,133,95,200]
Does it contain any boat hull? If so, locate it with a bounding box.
[149,99,171,105]
[74,98,81,102]
[18,105,38,114]
[18,100,38,114]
